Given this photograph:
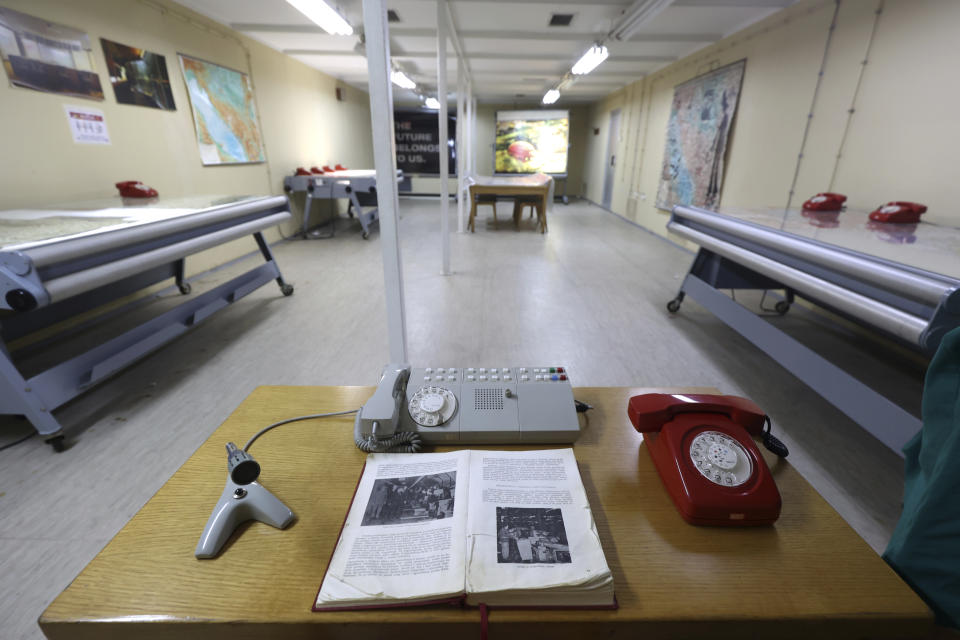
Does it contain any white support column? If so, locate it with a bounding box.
[437,0,450,275]
[362,0,408,364]
[470,95,478,176]
[456,57,465,233]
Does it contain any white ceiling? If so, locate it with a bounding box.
[175,0,796,105]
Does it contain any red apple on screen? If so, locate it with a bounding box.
[508,141,536,162]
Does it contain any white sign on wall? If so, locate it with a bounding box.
[63,104,111,145]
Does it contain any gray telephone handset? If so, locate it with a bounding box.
[354,364,580,452]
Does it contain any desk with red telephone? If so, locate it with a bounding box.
[627,392,788,526]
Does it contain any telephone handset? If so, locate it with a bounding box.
[115,180,158,198]
[354,364,580,452]
[627,393,786,526]
[869,201,927,224]
[802,192,847,211]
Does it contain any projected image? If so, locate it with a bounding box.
[495,110,569,174]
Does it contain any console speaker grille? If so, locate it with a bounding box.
[474,388,504,410]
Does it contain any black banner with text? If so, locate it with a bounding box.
[394,110,456,175]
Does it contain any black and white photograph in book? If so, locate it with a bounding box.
[496,507,571,564]
[360,472,456,526]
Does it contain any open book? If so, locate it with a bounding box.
[314,448,615,610]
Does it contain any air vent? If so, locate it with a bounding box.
[475,388,505,411]
[549,13,574,27]
[387,9,400,22]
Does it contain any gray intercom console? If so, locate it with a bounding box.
[354,364,580,451]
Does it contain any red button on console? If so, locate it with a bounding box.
[557,367,565,373]
[559,374,567,381]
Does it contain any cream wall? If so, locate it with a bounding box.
[583,0,960,236]
[0,0,373,271]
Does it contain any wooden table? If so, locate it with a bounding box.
[40,386,933,639]
[468,174,552,233]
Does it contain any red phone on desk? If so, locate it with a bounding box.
[627,393,782,526]
[869,201,927,223]
[802,192,847,211]
[115,181,158,198]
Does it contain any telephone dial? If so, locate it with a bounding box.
[802,192,846,211]
[869,201,926,224]
[627,393,787,526]
[354,364,580,451]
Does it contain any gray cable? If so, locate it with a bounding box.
[243,409,359,451]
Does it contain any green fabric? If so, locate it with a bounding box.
[883,326,960,628]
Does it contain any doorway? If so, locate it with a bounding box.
[602,108,621,210]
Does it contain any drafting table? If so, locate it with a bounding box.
[0,195,294,450]
[283,169,403,239]
[666,204,960,454]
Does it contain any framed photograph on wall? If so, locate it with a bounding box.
[0,7,103,100]
[656,59,746,210]
[101,38,175,110]
[177,53,264,165]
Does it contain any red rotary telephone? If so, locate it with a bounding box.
[869,201,927,224]
[627,393,786,526]
[115,181,158,198]
[802,192,847,211]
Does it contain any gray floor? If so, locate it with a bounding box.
[0,198,921,639]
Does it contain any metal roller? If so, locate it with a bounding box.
[44,211,290,302]
[668,222,930,346]
[17,196,290,268]
[673,205,955,307]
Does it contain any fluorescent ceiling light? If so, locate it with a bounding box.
[424,97,441,109]
[610,0,674,41]
[542,89,560,105]
[571,45,608,75]
[391,70,416,90]
[285,0,353,36]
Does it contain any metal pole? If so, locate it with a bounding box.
[437,0,450,275]
[470,95,477,176]
[362,0,408,364]
[456,57,465,233]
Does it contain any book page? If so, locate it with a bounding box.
[315,451,470,608]
[464,448,612,599]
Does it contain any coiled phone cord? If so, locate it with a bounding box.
[353,416,423,453]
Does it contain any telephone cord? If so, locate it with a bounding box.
[355,430,422,454]
[243,409,359,451]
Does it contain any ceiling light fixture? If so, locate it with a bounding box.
[571,45,609,75]
[424,97,441,110]
[542,89,560,105]
[390,70,416,90]
[285,0,353,36]
[609,0,674,41]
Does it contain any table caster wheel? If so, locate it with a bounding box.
[362,231,369,239]
[281,284,294,296]
[667,298,682,313]
[46,436,66,452]
[775,301,790,315]
[178,282,192,295]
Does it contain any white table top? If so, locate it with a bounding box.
[472,174,553,188]
[0,195,270,251]
[712,205,960,280]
